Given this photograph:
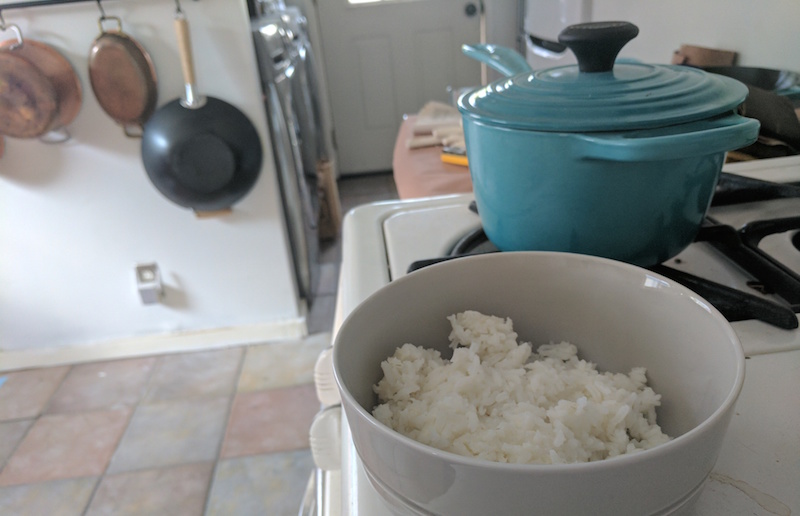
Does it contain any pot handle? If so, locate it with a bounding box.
[573,115,761,162]
[778,86,800,102]
[461,44,533,77]
[557,22,639,73]
[174,10,205,109]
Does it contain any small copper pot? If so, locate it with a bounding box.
[0,24,82,139]
[89,15,158,137]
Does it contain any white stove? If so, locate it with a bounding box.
[305,156,800,516]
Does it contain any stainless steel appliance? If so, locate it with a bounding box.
[306,156,800,515]
[251,4,320,303]
[280,5,330,177]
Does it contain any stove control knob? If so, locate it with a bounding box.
[314,347,341,406]
[309,405,342,471]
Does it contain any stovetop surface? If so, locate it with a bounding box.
[317,156,800,516]
[380,157,800,344]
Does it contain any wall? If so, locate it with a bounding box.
[0,0,303,369]
[592,0,800,69]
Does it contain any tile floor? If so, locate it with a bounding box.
[306,171,400,335]
[0,172,399,516]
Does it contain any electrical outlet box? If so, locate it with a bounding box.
[135,263,163,305]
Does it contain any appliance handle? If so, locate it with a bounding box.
[573,115,761,161]
[527,33,567,56]
[297,470,316,516]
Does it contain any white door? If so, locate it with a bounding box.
[317,0,483,175]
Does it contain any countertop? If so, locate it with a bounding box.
[392,115,473,199]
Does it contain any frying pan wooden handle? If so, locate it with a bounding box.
[174,14,195,86]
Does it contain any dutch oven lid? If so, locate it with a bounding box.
[458,21,750,132]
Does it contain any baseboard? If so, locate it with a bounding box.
[0,318,307,373]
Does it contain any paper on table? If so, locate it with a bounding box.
[412,101,461,135]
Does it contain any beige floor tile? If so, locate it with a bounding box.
[143,347,243,404]
[206,450,314,516]
[318,237,342,264]
[107,397,229,474]
[315,262,340,296]
[0,420,33,468]
[221,384,318,459]
[45,357,156,414]
[86,462,213,516]
[0,409,130,486]
[308,294,337,335]
[237,333,330,392]
[0,477,97,516]
[338,172,398,198]
[0,366,70,421]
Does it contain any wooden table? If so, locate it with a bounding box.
[392,115,473,199]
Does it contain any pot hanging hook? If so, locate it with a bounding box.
[95,0,107,20]
[0,12,24,50]
[94,0,121,33]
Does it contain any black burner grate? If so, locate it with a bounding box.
[407,173,800,329]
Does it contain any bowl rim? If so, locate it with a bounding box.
[333,251,747,473]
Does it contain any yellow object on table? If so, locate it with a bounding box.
[440,153,469,167]
[393,115,473,199]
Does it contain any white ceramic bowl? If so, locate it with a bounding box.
[333,252,745,516]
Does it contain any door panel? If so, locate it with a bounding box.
[317,0,482,174]
[355,37,397,128]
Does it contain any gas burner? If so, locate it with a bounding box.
[708,217,800,310]
[712,172,800,205]
[407,223,799,329]
[407,173,800,330]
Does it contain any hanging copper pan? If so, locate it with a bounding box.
[0,24,83,138]
[89,15,158,137]
[0,26,58,138]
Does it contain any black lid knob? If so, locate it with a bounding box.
[558,21,639,73]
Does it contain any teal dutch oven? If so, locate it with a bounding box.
[457,21,760,266]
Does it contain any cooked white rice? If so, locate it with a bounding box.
[372,310,671,464]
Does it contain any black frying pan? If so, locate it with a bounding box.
[141,9,262,212]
